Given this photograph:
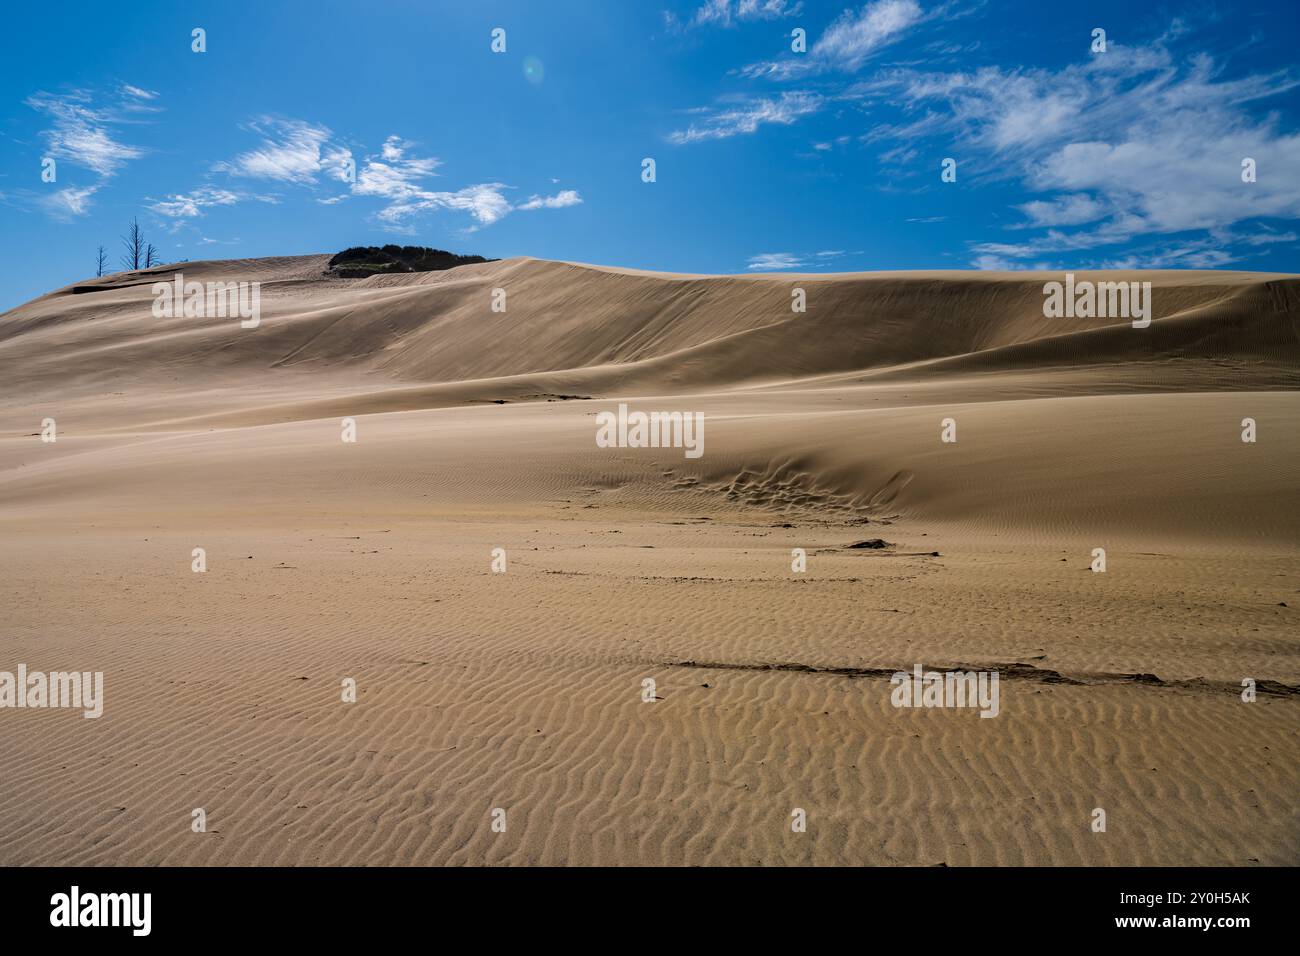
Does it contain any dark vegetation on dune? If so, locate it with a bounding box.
[327,245,496,278]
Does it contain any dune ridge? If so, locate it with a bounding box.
[4,257,1297,397]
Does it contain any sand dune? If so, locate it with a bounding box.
[0,257,1296,865]
[6,257,1297,397]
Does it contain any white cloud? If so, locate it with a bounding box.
[347,139,507,226]
[321,146,356,183]
[377,182,584,228]
[970,254,1035,271]
[692,0,733,27]
[701,0,802,25]
[1095,246,1236,270]
[859,37,1300,263]
[376,183,513,228]
[1238,228,1298,246]
[26,88,153,217]
[1014,194,1108,228]
[214,118,337,184]
[120,84,158,101]
[42,185,100,220]
[747,252,804,270]
[147,187,241,218]
[736,0,802,19]
[352,139,442,200]
[668,91,822,144]
[27,91,144,177]
[1085,229,1297,270]
[517,189,583,210]
[669,0,802,31]
[741,0,922,78]
[748,249,862,269]
[972,227,1297,271]
[209,121,580,230]
[814,0,923,71]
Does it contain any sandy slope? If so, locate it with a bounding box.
[0,257,1296,866]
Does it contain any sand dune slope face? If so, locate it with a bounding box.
[1,258,1297,540]
[3,257,1297,398]
[0,258,1297,866]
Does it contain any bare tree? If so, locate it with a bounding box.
[120,217,145,271]
[96,245,108,277]
[145,243,159,268]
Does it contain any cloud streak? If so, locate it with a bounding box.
[668,92,822,144]
[214,118,341,184]
[741,0,923,79]
[747,252,804,270]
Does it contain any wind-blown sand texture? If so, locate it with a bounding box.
[1,256,1297,865]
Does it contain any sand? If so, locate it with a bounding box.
[0,256,1296,865]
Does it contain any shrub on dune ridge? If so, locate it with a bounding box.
[327,245,495,277]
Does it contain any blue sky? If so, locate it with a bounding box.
[2,0,1298,309]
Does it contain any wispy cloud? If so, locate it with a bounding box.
[668,91,822,144]
[146,186,241,219]
[748,249,860,269]
[45,185,100,219]
[213,118,340,184]
[119,84,161,111]
[809,0,923,71]
[26,87,152,218]
[666,0,803,32]
[856,33,1300,265]
[969,254,1046,271]
[670,1,926,144]
[748,252,805,270]
[741,0,923,79]
[28,90,145,177]
[972,227,1299,272]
